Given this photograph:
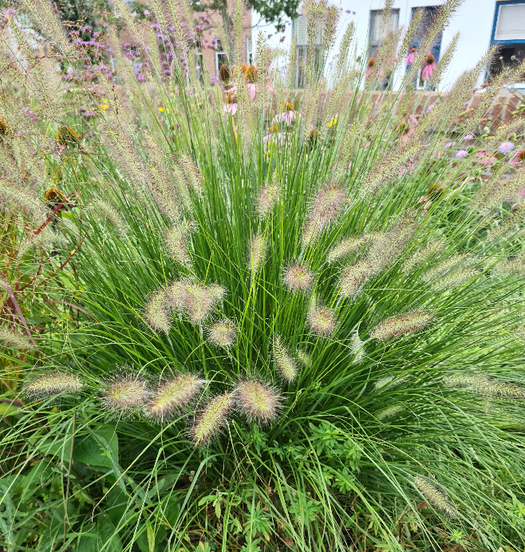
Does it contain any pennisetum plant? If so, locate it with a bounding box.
[2,0,525,550]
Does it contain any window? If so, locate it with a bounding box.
[215,40,228,73]
[246,36,252,65]
[292,15,323,87]
[489,2,525,82]
[368,9,399,57]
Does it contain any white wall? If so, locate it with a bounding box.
[253,0,501,90]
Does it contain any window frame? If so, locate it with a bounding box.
[491,0,525,45]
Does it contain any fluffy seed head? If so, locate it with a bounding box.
[307,304,337,337]
[235,380,281,423]
[377,405,404,420]
[443,374,525,399]
[92,199,128,237]
[192,393,233,445]
[402,240,445,273]
[283,264,314,292]
[421,254,474,283]
[145,289,171,333]
[430,269,479,292]
[168,280,225,324]
[103,374,149,414]
[208,319,237,348]
[371,312,433,341]
[165,221,196,266]
[350,332,365,364]
[367,223,415,274]
[297,349,311,367]
[273,335,299,382]
[26,372,83,397]
[256,183,279,218]
[327,237,366,263]
[148,374,204,421]
[248,234,268,273]
[303,185,345,245]
[414,476,456,517]
[339,261,372,298]
[0,326,33,349]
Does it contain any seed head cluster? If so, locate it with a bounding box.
[0,326,32,349]
[414,476,457,517]
[256,183,279,218]
[248,234,268,273]
[26,372,84,397]
[339,261,372,298]
[403,240,445,273]
[371,312,433,341]
[235,380,281,423]
[443,374,525,399]
[169,280,226,324]
[208,319,237,348]
[148,374,204,421]
[192,392,233,445]
[145,289,171,333]
[307,304,337,337]
[327,236,366,264]
[303,184,345,244]
[273,335,299,382]
[282,263,314,292]
[103,373,150,415]
[165,221,196,267]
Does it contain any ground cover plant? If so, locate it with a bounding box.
[3,0,525,550]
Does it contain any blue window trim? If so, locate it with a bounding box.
[491,0,525,45]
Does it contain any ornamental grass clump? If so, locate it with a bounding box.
[3,0,525,550]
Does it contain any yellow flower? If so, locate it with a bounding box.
[158,107,165,112]
[328,118,337,128]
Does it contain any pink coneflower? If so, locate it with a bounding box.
[405,47,416,65]
[247,83,256,101]
[366,57,376,79]
[456,150,468,159]
[224,103,237,115]
[499,141,514,154]
[421,54,436,81]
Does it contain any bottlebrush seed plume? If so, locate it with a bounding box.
[0,326,33,349]
[273,335,299,382]
[495,257,525,277]
[430,269,479,292]
[414,476,457,517]
[297,349,311,367]
[402,240,445,273]
[148,374,205,421]
[339,261,372,298]
[421,254,473,282]
[25,372,83,397]
[145,289,171,333]
[256,183,279,218]
[327,236,366,263]
[303,184,345,245]
[350,332,365,364]
[192,392,233,445]
[307,304,337,337]
[165,221,196,266]
[208,319,237,348]
[168,280,225,324]
[283,263,314,292]
[370,311,433,341]
[235,380,281,423]
[92,199,128,237]
[248,234,268,273]
[443,374,525,399]
[367,223,415,274]
[377,405,404,420]
[103,373,150,414]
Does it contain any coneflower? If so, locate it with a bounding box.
[370,312,433,341]
[218,63,230,82]
[235,380,281,423]
[102,373,150,414]
[248,234,268,273]
[414,476,456,517]
[148,374,204,421]
[282,263,314,293]
[366,57,375,79]
[273,334,298,382]
[145,289,171,333]
[26,372,83,397]
[339,261,372,298]
[255,183,279,218]
[421,54,436,81]
[327,236,366,264]
[192,392,233,445]
[0,326,33,349]
[208,319,237,348]
[307,303,337,337]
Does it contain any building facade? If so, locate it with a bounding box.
[255,0,525,90]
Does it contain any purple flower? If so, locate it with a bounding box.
[499,142,514,154]
[463,134,474,140]
[210,76,220,86]
[456,150,468,159]
[143,9,150,16]
[444,141,456,149]
[280,36,285,42]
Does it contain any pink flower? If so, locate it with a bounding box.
[421,62,436,81]
[444,141,456,149]
[463,134,474,140]
[247,83,256,101]
[476,151,496,166]
[405,52,415,65]
[224,103,237,115]
[456,150,468,159]
[272,111,298,126]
